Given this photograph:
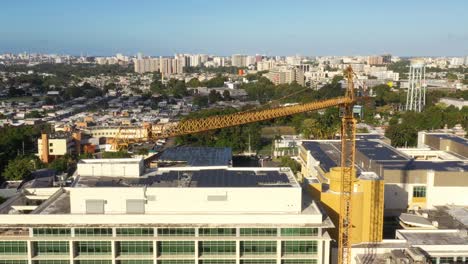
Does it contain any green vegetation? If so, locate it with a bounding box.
[385,105,468,147]
[150,78,188,98]
[101,151,132,159]
[0,125,51,180]
[241,76,343,104]
[278,156,301,174]
[185,66,243,74]
[2,155,38,181]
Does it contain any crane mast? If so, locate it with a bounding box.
[338,66,356,264]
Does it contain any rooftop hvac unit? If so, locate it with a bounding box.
[404,247,427,263]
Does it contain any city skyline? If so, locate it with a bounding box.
[1,0,468,56]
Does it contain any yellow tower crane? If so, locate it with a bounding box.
[112,67,357,264]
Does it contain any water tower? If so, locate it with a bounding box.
[405,59,426,112]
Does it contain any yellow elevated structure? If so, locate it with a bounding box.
[308,167,384,244]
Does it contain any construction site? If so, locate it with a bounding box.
[0,66,467,264]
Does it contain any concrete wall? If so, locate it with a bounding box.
[69,186,303,214]
[77,159,144,177]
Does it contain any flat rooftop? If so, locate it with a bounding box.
[302,136,468,173]
[74,167,298,188]
[429,133,468,147]
[157,147,232,166]
[397,230,468,246]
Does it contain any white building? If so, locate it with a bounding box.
[232,54,247,67]
[0,164,334,264]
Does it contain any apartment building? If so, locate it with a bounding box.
[265,68,305,86]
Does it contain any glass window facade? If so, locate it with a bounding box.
[281,241,318,256]
[118,241,153,255]
[116,228,154,237]
[199,228,236,236]
[0,261,27,264]
[240,241,276,256]
[0,241,28,255]
[199,241,236,256]
[34,241,69,256]
[117,261,153,264]
[282,260,318,264]
[157,241,195,256]
[76,241,112,255]
[75,261,112,264]
[240,260,276,264]
[439,257,454,264]
[157,261,195,264]
[199,261,236,264]
[158,228,195,237]
[74,228,112,237]
[280,228,318,236]
[33,228,71,237]
[413,186,426,198]
[240,228,277,237]
[33,261,70,264]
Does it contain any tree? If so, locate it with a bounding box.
[2,156,36,181]
[385,123,418,147]
[136,148,149,156]
[222,90,231,101]
[172,81,188,98]
[187,78,202,87]
[208,90,222,104]
[279,156,301,174]
[48,156,69,173]
[193,95,209,108]
[102,151,132,159]
[25,110,43,118]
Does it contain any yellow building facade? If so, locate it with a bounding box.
[308,167,384,244]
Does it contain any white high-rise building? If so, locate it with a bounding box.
[246,56,256,66]
[231,54,247,67]
[213,57,225,67]
[134,58,160,73]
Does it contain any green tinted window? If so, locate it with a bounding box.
[116,228,154,237]
[282,260,318,264]
[281,241,317,255]
[33,228,71,237]
[157,260,195,264]
[157,241,194,256]
[158,228,195,237]
[240,260,276,264]
[117,261,153,264]
[240,228,277,236]
[33,261,70,264]
[199,228,236,236]
[199,261,235,264]
[413,186,426,198]
[199,241,236,256]
[280,228,318,236]
[0,261,28,264]
[240,241,276,256]
[75,261,112,264]
[34,241,69,255]
[74,228,112,237]
[118,241,153,255]
[0,241,28,255]
[76,241,112,255]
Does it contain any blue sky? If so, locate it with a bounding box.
[1,0,467,56]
